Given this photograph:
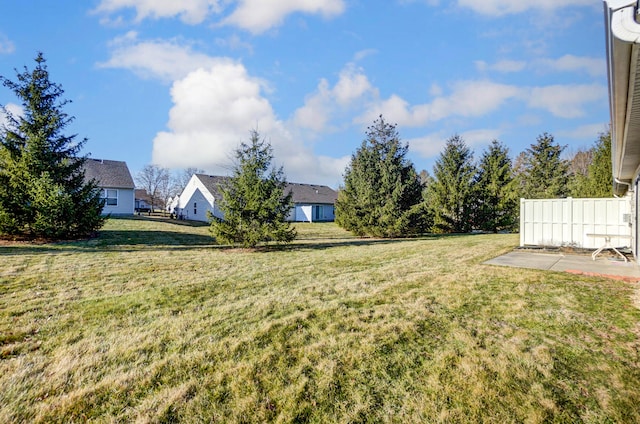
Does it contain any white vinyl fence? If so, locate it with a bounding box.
[520,197,633,249]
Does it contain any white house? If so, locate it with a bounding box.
[172,174,226,221]
[286,182,337,222]
[83,159,135,215]
[172,174,338,223]
[604,0,640,261]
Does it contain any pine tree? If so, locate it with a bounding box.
[428,134,476,233]
[335,115,425,237]
[210,130,296,247]
[584,130,612,197]
[520,132,569,199]
[0,53,105,239]
[474,140,518,232]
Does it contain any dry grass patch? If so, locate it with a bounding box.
[1,217,639,422]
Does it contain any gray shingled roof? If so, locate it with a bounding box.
[194,174,227,199]
[83,159,135,189]
[286,182,338,204]
[194,175,337,205]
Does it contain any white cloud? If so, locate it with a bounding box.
[408,128,501,159]
[95,0,347,34]
[527,84,606,118]
[293,63,377,132]
[475,59,526,73]
[537,55,606,77]
[557,123,610,139]
[476,55,605,77]
[93,0,222,24]
[215,34,253,54]
[0,103,23,128]
[407,132,448,158]
[152,63,348,186]
[359,80,521,127]
[457,0,595,16]
[98,33,223,82]
[0,35,15,54]
[358,79,605,127]
[222,0,346,34]
[353,49,377,62]
[99,34,347,184]
[459,128,503,147]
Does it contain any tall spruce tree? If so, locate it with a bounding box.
[0,53,104,239]
[474,140,518,232]
[520,132,569,199]
[210,130,296,247]
[428,134,476,233]
[582,130,612,197]
[335,115,425,237]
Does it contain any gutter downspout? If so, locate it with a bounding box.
[615,178,633,196]
[608,0,640,43]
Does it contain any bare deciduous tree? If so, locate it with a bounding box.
[136,165,171,213]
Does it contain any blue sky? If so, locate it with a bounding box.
[0,0,608,188]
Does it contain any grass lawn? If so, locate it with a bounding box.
[1,216,640,423]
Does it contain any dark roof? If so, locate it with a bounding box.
[286,182,338,204]
[194,174,228,199]
[83,159,135,189]
[194,174,337,205]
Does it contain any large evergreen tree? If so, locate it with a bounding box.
[587,130,613,197]
[428,134,476,233]
[520,132,569,199]
[210,130,296,247]
[0,53,104,239]
[473,140,519,232]
[335,115,425,237]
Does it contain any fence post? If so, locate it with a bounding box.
[520,198,525,247]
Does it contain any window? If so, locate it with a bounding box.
[194,202,197,215]
[102,189,118,206]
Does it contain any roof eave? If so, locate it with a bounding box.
[606,0,640,195]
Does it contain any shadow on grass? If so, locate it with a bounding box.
[0,227,480,256]
[93,230,215,246]
[110,215,210,227]
[1,234,436,256]
[0,230,217,256]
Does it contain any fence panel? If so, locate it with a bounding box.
[520,197,632,249]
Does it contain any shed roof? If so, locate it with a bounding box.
[83,159,135,189]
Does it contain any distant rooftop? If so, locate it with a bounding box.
[193,174,337,204]
[83,159,135,189]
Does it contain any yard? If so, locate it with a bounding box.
[1,217,639,423]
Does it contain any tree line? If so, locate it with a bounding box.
[0,54,613,246]
[336,116,612,237]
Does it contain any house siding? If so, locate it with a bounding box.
[178,188,223,222]
[102,187,135,216]
[290,204,335,222]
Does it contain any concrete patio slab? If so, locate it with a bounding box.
[484,250,640,281]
